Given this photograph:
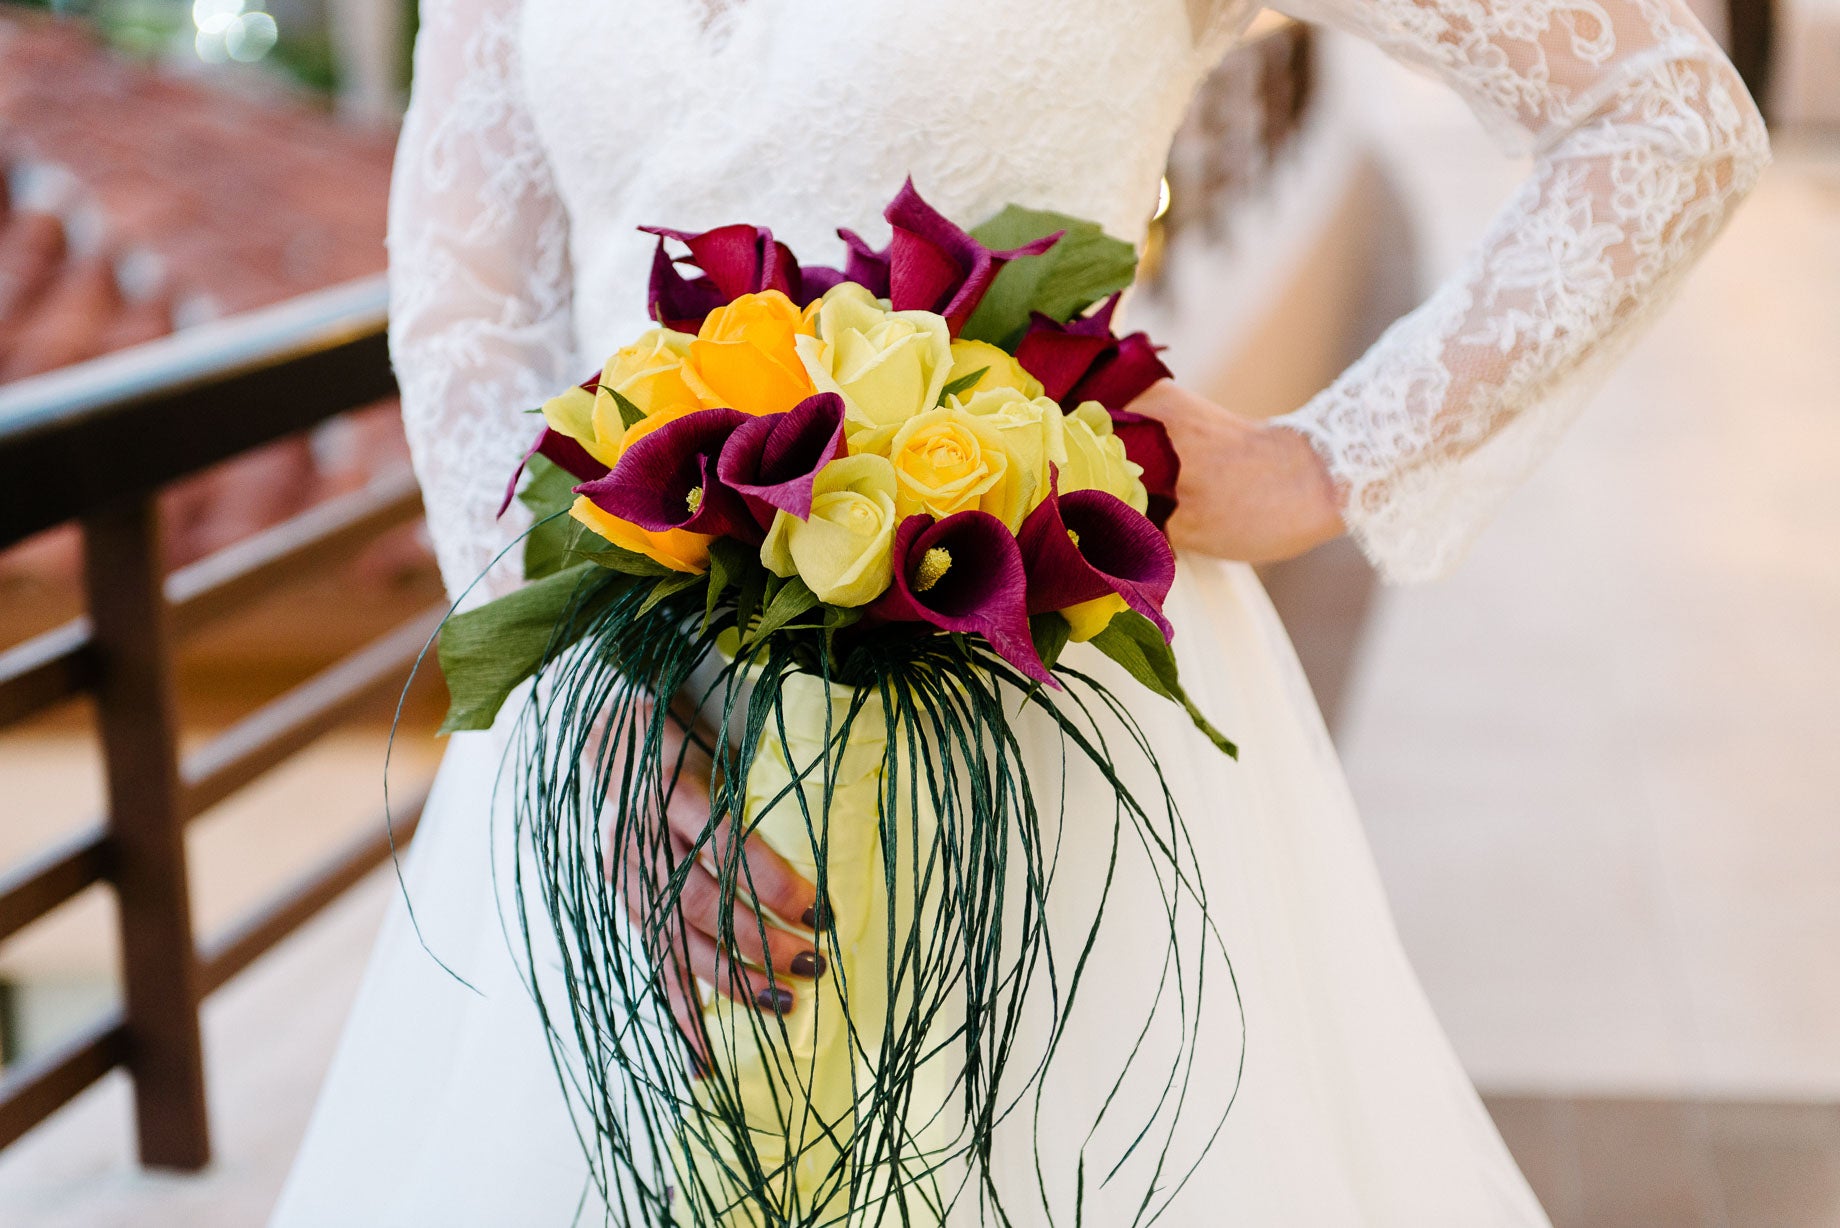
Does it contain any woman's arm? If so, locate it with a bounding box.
[391,0,577,601]
[1157,0,1769,581]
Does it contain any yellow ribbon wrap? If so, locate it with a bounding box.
[675,670,945,1225]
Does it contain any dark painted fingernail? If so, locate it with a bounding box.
[801,901,831,931]
[687,1050,708,1079]
[790,950,826,978]
[754,985,795,1014]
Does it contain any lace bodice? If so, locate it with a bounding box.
[390,0,1766,596]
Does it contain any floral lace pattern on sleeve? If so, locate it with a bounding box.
[389,0,575,601]
[1266,0,1769,580]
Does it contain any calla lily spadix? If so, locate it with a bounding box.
[873,510,1054,686]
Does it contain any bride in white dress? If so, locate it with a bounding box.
[271,1,1767,1223]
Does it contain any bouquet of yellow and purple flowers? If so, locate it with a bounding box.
[435,181,1235,1226]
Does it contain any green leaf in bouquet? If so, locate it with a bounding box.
[519,453,578,519]
[733,555,770,634]
[609,388,648,431]
[1029,611,1073,673]
[520,454,612,580]
[437,562,624,734]
[748,575,819,644]
[937,366,988,405]
[638,570,706,616]
[574,541,685,578]
[703,537,756,633]
[523,511,576,582]
[1089,610,1238,758]
[962,206,1140,349]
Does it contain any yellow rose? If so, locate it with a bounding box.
[539,330,701,468]
[944,338,1044,399]
[887,406,1031,527]
[570,496,710,574]
[683,290,817,415]
[795,283,952,453]
[951,386,1064,527]
[590,328,699,444]
[1062,593,1127,642]
[538,383,616,466]
[759,455,898,606]
[1060,401,1148,513]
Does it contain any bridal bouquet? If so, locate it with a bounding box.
[435,181,1235,1225]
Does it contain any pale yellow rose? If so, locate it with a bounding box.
[944,338,1044,399]
[683,290,817,415]
[590,328,700,444]
[570,496,710,574]
[539,330,701,469]
[1060,401,1148,513]
[760,455,898,606]
[950,386,1064,527]
[886,406,1032,526]
[795,283,952,453]
[539,384,616,466]
[1062,593,1127,642]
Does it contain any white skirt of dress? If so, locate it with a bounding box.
[269,557,1550,1226]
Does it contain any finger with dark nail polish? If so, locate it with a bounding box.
[790,950,825,978]
[801,901,831,931]
[754,985,795,1015]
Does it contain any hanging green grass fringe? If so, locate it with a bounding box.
[452,555,1244,1227]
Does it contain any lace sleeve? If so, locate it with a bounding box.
[1261,0,1769,581]
[390,0,574,601]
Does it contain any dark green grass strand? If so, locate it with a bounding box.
[493,579,1243,1226]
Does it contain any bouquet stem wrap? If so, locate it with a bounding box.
[486,580,1239,1226]
[680,670,945,1224]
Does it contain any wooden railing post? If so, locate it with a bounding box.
[80,496,210,1170]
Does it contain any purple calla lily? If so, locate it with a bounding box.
[1015,296,1181,529]
[574,408,758,542]
[1014,295,1174,410]
[1017,485,1176,641]
[497,426,613,518]
[715,393,848,530]
[1011,308,1116,402]
[643,223,824,331]
[799,229,887,302]
[645,237,727,334]
[874,512,1055,686]
[836,228,891,298]
[858,178,1061,336]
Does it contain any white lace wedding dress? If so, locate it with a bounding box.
[271,1,1766,1223]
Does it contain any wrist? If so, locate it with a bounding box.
[1269,423,1345,554]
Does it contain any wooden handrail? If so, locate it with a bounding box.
[0,1014,129,1152]
[167,469,424,636]
[0,620,93,728]
[0,276,392,550]
[180,609,443,821]
[0,274,436,1168]
[196,787,430,995]
[0,827,111,947]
